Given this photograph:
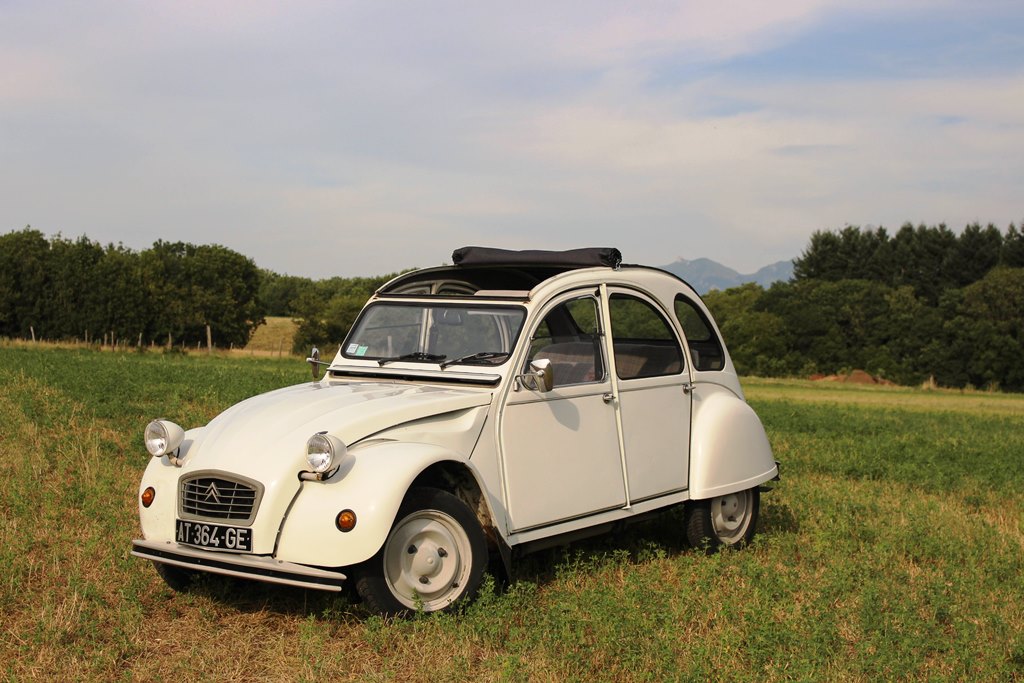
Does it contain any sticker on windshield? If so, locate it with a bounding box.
[356,345,369,356]
[346,343,359,355]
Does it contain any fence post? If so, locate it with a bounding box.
[206,324,212,355]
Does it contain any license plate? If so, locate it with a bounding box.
[175,520,252,552]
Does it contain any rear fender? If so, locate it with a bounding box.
[689,385,777,500]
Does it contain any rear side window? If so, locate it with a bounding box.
[674,295,725,371]
[608,294,683,379]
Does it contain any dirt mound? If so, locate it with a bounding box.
[810,369,894,385]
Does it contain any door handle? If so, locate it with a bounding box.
[602,392,615,404]
[681,382,693,395]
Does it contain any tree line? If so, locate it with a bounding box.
[793,222,1024,303]
[0,228,262,348]
[705,222,1024,391]
[4,221,1022,391]
[0,227,403,353]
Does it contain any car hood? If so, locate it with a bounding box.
[181,381,493,477]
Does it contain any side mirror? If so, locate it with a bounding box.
[307,346,322,380]
[519,358,554,393]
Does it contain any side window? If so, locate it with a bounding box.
[528,296,605,386]
[673,295,725,371]
[608,294,683,379]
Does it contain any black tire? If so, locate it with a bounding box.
[685,487,760,552]
[153,561,198,591]
[355,487,488,617]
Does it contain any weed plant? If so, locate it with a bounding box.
[1,347,1022,680]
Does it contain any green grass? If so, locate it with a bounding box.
[1,345,1022,681]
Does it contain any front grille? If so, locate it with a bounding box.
[179,472,263,525]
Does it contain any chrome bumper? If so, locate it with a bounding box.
[131,539,347,592]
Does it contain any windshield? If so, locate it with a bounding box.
[342,302,527,366]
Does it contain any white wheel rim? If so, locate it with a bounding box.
[382,509,473,611]
[710,490,753,544]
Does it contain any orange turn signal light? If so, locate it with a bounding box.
[336,509,357,533]
[141,487,156,508]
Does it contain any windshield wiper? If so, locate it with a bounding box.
[377,352,447,367]
[439,351,509,369]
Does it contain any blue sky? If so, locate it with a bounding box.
[2,1,1022,277]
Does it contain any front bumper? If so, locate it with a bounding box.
[131,539,347,592]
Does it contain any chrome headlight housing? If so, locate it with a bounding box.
[144,419,185,457]
[306,432,347,474]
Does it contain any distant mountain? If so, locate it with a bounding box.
[658,257,794,294]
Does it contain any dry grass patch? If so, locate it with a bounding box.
[244,316,299,356]
[744,376,1024,416]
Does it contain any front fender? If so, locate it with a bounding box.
[689,385,777,499]
[274,441,468,568]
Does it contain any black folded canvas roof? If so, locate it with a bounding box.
[452,246,622,269]
[380,247,626,295]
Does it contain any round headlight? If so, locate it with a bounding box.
[306,432,346,473]
[145,419,185,457]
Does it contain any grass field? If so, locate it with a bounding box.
[244,316,299,356]
[1,344,1022,681]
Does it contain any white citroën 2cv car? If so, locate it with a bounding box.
[133,247,779,616]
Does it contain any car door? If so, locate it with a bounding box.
[606,289,691,502]
[499,291,626,532]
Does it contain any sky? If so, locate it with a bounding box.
[2,1,1023,278]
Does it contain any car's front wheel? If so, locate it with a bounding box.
[355,487,488,617]
[685,487,760,551]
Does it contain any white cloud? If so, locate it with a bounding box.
[2,1,1023,276]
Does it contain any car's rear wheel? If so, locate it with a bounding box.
[153,561,198,591]
[685,487,760,551]
[355,487,488,617]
